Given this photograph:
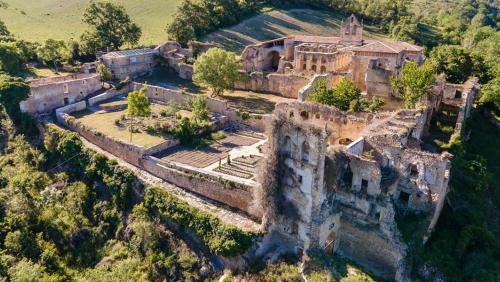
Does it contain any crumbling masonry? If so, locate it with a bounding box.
[259,76,478,279]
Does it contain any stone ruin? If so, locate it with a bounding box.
[256,75,479,279]
[238,14,423,98]
[19,13,482,281]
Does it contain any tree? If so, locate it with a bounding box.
[193,48,245,97]
[478,77,499,112]
[391,61,436,109]
[81,1,141,53]
[0,73,30,122]
[429,45,473,84]
[0,42,27,74]
[188,95,210,123]
[0,18,9,36]
[307,77,384,112]
[36,39,70,71]
[127,86,151,142]
[96,64,112,84]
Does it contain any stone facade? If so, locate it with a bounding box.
[20,73,101,114]
[260,99,462,279]
[100,48,158,79]
[239,14,423,98]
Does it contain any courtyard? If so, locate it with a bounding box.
[70,97,184,149]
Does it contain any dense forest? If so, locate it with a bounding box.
[0,0,499,281]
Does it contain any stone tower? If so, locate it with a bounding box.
[340,14,363,46]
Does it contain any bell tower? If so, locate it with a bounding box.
[340,14,363,46]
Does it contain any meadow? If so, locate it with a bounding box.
[0,0,179,45]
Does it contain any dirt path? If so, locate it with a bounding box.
[79,135,262,233]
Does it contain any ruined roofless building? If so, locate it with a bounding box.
[259,101,455,280]
[239,14,423,97]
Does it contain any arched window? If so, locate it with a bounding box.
[302,64,307,70]
[320,65,327,73]
[302,141,310,162]
[311,65,317,72]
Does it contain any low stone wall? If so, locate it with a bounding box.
[132,83,228,113]
[88,86,132,106]
[55,101,87,123]
[142,156,260,218]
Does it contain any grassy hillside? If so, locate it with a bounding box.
[0,0,178,45]
[204,9,389,52]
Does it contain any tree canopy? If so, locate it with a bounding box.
[127,87,151,118]
[391,61,436,109]
[429,45,473,84]
[36,39,70,70]
[307,78,384,112]
[193,48,246,97]
[0,42,27,75]
[81,1,142,53]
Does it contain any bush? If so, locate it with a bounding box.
[144,187,256,257]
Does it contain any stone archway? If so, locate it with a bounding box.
[266,50,280,72]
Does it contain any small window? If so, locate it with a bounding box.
[311,65,317,72]
[399,191,410,204]
[409,164,418,178]
[455,90,462,99]
[302,64,307,70]
[82,80,86,85]
[315,113,320,119]
[289,111,294,118]
[361,179,368,194]
[298,175,303,184]
[63,97,69,105]
[63,84,69,94]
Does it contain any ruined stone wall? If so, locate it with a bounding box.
[88,86,132,106]
[21,74,101,114]
[350,53,398,94]
[142,156,260,218]
[235,72,309,98]
[133,83,228,113]
[337,221,403,279]
[274,102,390,145]
[102,52,157,80]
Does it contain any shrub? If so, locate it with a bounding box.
[211,131,226,141]
[143,187,255,257]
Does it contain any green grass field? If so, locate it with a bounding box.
[205,9,388,52]
[0,0,179,45]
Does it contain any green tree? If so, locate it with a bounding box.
[96,63,112,84]
[0,42,27,74]
[0,18,9,36]
[429,45,473,84]
[127,86,151,142]
[188,95,210,123]
[391,61,436,109]
[36,39,70,71]
[81,1,141,53]
[0,73,30,122]
[193,47,245,97]
[478,77,499,111]
[307,78,384,112]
